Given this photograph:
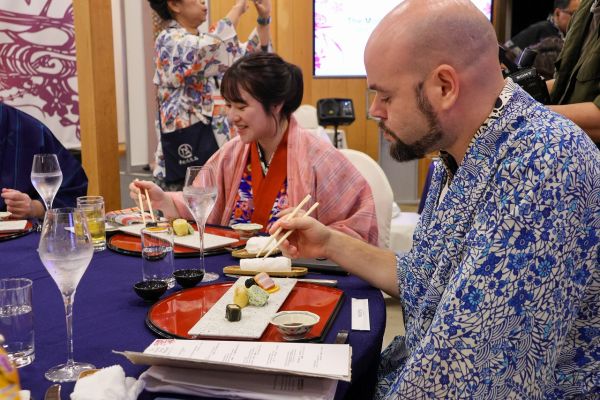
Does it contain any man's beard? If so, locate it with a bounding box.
[380,83,444,162]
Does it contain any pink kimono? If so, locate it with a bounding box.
[168,117,379,244]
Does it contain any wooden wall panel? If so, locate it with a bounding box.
[73,0,120,211]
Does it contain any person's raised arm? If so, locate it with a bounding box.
[272,214,399,296]
[226,0,249,28]
[252,0,271,49]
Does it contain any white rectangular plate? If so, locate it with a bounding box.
[118,224,238,250]
[0,220,27,232]
[187,277,297,339]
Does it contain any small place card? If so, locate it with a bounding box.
[351,298,370,331]
[0,220,27,233]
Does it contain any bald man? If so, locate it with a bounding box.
[272,1,600,398]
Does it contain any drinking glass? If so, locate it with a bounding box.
[141,223,175,289]
[37,208,95,382]
[76,196,106,252]
[31,154,63,211]
[182,166,218,282]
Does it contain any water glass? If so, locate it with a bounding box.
[0,278,34,368]
[141,223,175,289]
[31,154,63,211]
[77,196,106,252]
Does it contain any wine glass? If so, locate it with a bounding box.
[31,154,63,211]
[182,165,219,282]
[37,208,95,382]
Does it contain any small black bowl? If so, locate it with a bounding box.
[133,280,168,302]
[173,269,205,288]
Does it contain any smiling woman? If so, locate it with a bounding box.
[130,52,379,245]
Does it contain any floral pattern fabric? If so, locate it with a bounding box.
[152,19,263,180]
[229,161,289,230]
[376,80,600,399]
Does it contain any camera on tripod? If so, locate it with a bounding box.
[499,45,550,105]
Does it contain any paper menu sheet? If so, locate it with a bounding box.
[118,339,352,381]
[118,224,238,250]
[141,365,338,400]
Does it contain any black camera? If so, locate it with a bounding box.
[316,98,355,126]
[499,46,550,105]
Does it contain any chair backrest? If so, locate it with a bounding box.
[293,104,320,129]
[339,149,393,248]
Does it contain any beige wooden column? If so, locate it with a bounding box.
[73,0,121,211]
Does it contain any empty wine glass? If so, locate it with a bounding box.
[37,208,95,382]
[31,154,63,211]
[182,165,218,282]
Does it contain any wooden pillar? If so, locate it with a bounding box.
[72,0,121,211]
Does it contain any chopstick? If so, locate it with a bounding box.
[255,194,312,258]
[262,201,319,259]
[137,186,146,225]
[144,188,156,222]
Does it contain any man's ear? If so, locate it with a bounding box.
[426,64,459,111]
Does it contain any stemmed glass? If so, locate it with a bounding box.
[182,165,219,282]
[31,154,63,211]
[37,208,95,382]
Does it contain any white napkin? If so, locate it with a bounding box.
[245,236,278,254]
[70,365,143,400]
[240,256,292,272]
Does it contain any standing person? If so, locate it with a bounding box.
[130,53,379,244]
[505,0,580,57]
[548,0,600,146]
[0,102,87,219]
[147,0,272,191]
[271,1,600,398]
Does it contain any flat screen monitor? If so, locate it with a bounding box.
[314,0,494,78]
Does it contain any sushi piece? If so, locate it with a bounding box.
[226,304,242,321]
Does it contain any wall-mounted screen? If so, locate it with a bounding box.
[314,0,494,78]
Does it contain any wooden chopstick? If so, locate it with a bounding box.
[262,202,319,259]
[135,180,146,225]
[255,194,312,258]
[144,188,156,222]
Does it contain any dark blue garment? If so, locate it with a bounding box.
[0,102,87,211]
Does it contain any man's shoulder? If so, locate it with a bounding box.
[511,20,558,48]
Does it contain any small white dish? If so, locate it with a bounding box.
[270,311,320,341]
[231,223,263,239]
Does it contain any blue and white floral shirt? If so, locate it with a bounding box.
[377,80,600,399]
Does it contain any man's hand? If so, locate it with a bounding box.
[270,211,332,259]
[1,189,44,219]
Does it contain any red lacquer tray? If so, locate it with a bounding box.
[0,220,34,242]
[146,282,344,342]
[108,224,244,258]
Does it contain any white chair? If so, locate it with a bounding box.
[339,149,393,248]
[293,104,348,148]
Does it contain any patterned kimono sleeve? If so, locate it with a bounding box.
[240,28,273,54]
[157,19,240,86]
[381,155,598,398]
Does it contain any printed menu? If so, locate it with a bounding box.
[117,339,352,381]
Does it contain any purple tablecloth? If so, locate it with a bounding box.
[0,230,385,399]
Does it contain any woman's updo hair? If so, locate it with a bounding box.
[147,0,173,21]
[221,53,303,121]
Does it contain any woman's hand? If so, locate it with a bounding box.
[129,180,178,218]
[253,0,271,18]
[1,189,44,219]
